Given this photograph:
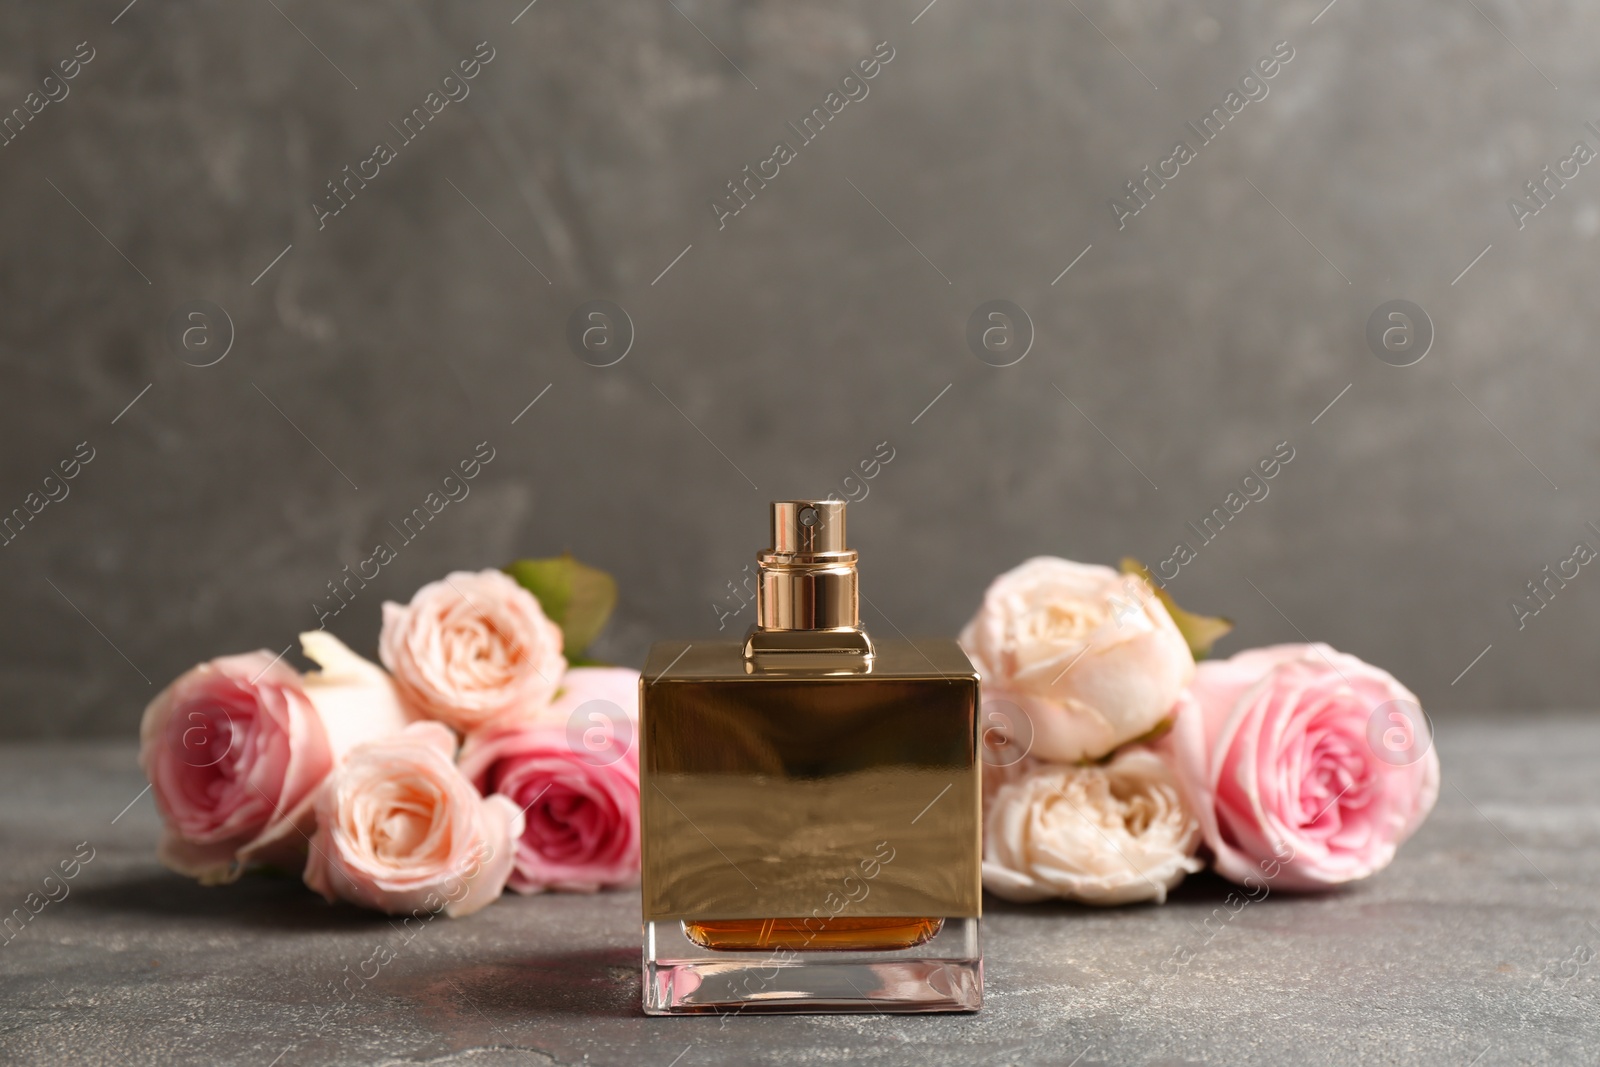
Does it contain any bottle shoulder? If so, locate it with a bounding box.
[641,636,978,683]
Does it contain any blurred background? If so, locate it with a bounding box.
[2,0,1594,737]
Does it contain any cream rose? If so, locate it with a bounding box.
[139,633,409,885]
[982,749,1202,905]
[380,569,567,732]
[960,557,1194,762]
[303,721,523,917]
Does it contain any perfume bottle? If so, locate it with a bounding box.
[640,499,982,1015]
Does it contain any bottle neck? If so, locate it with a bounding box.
[754,552,860,630]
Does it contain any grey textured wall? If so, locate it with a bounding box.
[3,0,1596,737]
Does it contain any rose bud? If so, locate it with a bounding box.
[1158,644,1440,890]
[138,632,410,885]
[960,557,1194,762]
[380,569,566,732]
[458,667,641,893]
[303,721,523,917]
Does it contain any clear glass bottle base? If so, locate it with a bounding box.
[643,917,982,1015]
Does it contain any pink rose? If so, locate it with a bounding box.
[961,557,1194,762]
[1159,643,1440,890]
[380,569,566,732]
[458,668,641,893]
[303,721,523,917]
[138,633,410,885]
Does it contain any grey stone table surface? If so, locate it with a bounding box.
[2,715,1596,1067]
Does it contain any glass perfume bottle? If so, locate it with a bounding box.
[640,499,982,1015]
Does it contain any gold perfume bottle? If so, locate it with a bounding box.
[640,500,983,1015]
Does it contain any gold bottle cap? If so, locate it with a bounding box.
[767,500,849,560]
[745,500,873,660]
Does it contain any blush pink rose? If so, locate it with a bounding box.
[458,668,641,893]
[1158,643,1440,891]
[303,721,523,917]
[138,632,410,885]
[961,557,1194,762]
[380,569,566,732]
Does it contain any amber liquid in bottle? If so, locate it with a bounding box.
[683,916,944,952]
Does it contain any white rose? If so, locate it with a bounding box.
[960,557,1193,762]
[299,630,416,755]
[982,750,1201,905]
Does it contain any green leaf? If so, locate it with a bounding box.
[1120,557,1234,661]
[504,554,618,661]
